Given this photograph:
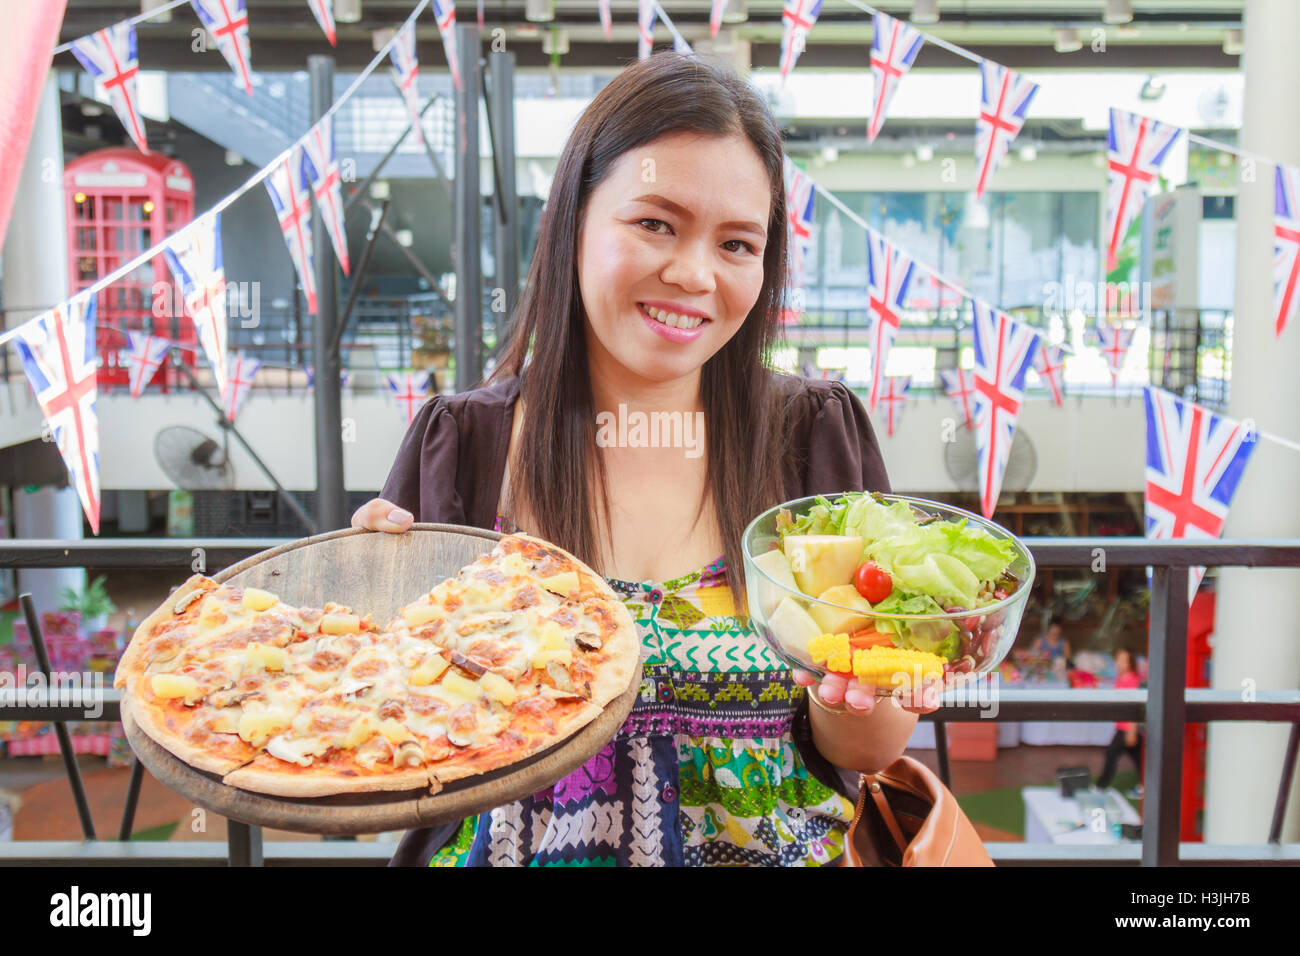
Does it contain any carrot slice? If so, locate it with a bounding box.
[848,628,895,649]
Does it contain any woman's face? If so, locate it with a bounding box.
[575,130,772,389]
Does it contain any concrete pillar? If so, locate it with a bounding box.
[1205,0,1300,844]
[2,74,85,616]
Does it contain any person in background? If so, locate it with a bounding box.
[1096,647,1143,798]
[1032,621,1071,673]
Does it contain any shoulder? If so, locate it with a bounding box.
[426,374,521,421]
[768,372,891,498]
[768,372,867,434]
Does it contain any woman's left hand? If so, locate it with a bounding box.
[792,669,942,716]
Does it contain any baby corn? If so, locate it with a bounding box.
[850,646,945,688]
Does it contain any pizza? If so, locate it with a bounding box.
[114,533,640,797]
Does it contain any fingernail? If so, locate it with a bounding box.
[387,508,412,523]
[845,689,873,711]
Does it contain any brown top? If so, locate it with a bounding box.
[379,372,892,530]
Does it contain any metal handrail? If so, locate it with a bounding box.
[3,536,1299,866]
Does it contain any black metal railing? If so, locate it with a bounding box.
[1,537,1298,866]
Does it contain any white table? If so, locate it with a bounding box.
[1022,786,1140,844]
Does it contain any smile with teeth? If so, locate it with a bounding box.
[642,304,709,330]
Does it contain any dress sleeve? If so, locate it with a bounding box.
[796,380,892,497]
[378,396,468,524]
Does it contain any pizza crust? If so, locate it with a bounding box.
[222,758,437,798]
[114,573,214,691]
[121,692,258,776]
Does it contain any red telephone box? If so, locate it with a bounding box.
[64,148,198,391]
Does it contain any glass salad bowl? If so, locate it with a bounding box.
[742,493,1035,695]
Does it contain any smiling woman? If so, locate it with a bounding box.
[355,52,925,868]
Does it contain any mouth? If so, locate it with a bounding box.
[637,302,711,331]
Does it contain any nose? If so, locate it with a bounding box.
[660,238,716,296]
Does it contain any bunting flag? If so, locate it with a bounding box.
[163,213,230,398]
[266,148,318,315]
[906,272,962,312]
[223,351,261,422]
[1144,387,1259,600]
[673,33,693,55]
[477,0,484,29]
[599,0,612,39]
[389,19,424,145]
[939,368,976,431]
[1272,163,1300,338]
[638,0,657,60]
[800,364,844,382]
[70,20,149,153]
[1033,342,1067,406]
[779,0,822,81]
[865,231,916,414]
[868,11,924,143]
[1091,323,1134,387]
[971,299,1041,517]
[124,330,171,398]
[710,0,727,38]
[305,0,336,45]
[299,115,351,275]
[877,374,912,437]
[388,370,429,425]
[190,0,253,96]
[12,295,101,533]
[1106,108,1183,271]
[973,59,1038,198]
[432,0,463,93]
[783,156,816,315]
[306,365,349,390]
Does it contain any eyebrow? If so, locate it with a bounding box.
[630,193,766,239]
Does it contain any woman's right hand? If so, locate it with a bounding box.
[349,498,414,534]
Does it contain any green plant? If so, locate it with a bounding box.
[59,575,117,618]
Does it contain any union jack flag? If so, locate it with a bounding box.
[299,115,350,275]
[877,374,912,437]
[163,213,230,398]
[866,231,916,414]
[124,330,171,398]
[431,0,463,93]
[800,364,844,382]
[1090,323,1134,387]
[1273,163,1300,338]
[868,11,924,143]
[388,370,430,426]
[1144,387,1259,599]
[389,19,424,145]
[12,295,101,533]
[266,149,318,315]
[906,272,962,312]
[971,299,1040,518]
[71,20,149,153]
[710,0,727,38]
[1106,108,1182,271]
[1032,342,1067,406]
[599,0,612,39]
[306,365,349,390]
[190,0,254,96]
[939,368,976,431]
[305,0,336,45]
[223,351,261,422]
[779,0,821,81]
[638,0,657,60]
[784,156,816,301]
[974,59,1038,198]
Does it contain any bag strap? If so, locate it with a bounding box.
[863,774,909,857]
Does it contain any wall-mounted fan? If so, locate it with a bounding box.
[153,426,234,490]
[943,427,1037,494]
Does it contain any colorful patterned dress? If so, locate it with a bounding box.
[427,521,856,866]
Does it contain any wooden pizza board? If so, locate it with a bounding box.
[122,524,642,836]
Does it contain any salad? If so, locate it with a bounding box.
[751,492,1025,683]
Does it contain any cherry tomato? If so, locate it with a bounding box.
[854,561,893,604]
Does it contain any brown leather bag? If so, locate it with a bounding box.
[843,755,994,867]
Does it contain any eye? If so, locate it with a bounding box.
[723,239,758,254]
[637,218,672,234]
